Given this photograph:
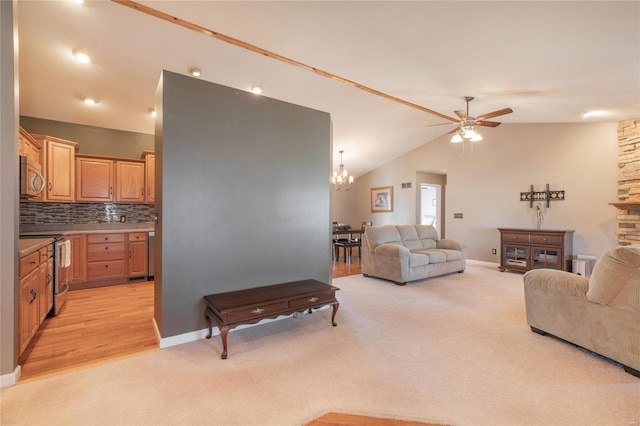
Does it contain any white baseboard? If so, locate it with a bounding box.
[159,306,329,349]
[1,365,21,388]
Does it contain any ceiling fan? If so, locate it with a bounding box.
[428,96,513,142]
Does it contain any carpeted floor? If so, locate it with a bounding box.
[1,261,639,425]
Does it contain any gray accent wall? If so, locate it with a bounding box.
[20,116,153,159]
[156,71,332,338]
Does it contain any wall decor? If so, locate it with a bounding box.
[371,186,394,212]
[520,184,565,208]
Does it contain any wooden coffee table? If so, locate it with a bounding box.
[204,279,339,359]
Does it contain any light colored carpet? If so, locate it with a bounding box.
[1,261,639,425]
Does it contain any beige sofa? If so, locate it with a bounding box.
[361,224,466,285]
[523,245,640,377]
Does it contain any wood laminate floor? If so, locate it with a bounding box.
[18,256,361,382]
[18,281,157,382]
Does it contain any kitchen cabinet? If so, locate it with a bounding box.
[18,243,54,355]
[19,127,42,169]
[143,151,155,204]
[38,245,54,323]
[87,233,126,281]
[69,234,87,283]
[115,160,145,203]
[19,127,43,202]
[76,156,114,202]
[34,135,78,202]
[128,233,148,277]
[498,228,574,273]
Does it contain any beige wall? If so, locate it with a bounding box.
[335,122,619,262]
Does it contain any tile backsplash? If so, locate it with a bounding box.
[20,202,156,225]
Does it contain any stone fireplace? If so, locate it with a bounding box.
[612,118,640,245]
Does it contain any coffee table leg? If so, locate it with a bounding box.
[331,302,339,326]
[220,326,229,359]
[205,309,213,339]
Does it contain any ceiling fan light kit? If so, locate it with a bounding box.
[444,96,512,143]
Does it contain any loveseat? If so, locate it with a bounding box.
[361,224,466,285]
[523,245,640,377]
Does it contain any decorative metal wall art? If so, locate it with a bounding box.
[520,184,565,208]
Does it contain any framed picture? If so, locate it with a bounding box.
[371,186,394,212]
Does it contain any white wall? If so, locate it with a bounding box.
[344,122,619,262]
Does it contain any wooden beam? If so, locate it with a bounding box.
[111,0,459,123]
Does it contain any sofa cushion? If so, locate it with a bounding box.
[415,225,439,240]
[412,249,446,263]
[365,225,402,249]
[524,268,589,298]
[396,225,419,241]
[587,245,640,310]
[409,252,430,267]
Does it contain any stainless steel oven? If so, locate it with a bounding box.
[52,237,71,316]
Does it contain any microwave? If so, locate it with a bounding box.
[20,155,45,198]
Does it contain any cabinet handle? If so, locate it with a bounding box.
[105,246,109,250]
[308,297,319,303]
[129,250,132,259]
[105,265,109,269]
[251,308,265,314]
[48,182,52,191]
[110,187,113,195]
[46,274,52,284]
[29,289,37,304]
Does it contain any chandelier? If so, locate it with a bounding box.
[332,150,354,191]
[450,119,483,143]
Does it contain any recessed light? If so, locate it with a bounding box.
[72,49,90,64]
[189,67,202,77]
[251,85,263,94]
[83,98,96,105]
[582,110,610,119]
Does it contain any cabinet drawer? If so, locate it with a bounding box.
[20,251,40,277]
[87,233,125,244]
[39,244,54,262]
[501,232,529,243]
[88,243,125,261]
[87,260,126,281]
[529,234,563,246]
[128,232,147,242]
[222,301,288,323]
[289,292,335,310]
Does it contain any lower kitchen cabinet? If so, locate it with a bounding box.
[87,233,126,281]
[69,234,87,283]
[19,243,54,355]
[128,233,148,278]
[69,231,150,288]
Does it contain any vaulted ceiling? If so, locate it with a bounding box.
[17,1,640,177]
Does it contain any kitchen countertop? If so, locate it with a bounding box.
[18,237,55,258]
[20,222,155,236]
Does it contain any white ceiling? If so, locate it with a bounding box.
[17,1,640,177]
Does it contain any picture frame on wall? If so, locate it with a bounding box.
[371,186,393,212]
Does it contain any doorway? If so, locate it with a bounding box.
[420,184,442,237]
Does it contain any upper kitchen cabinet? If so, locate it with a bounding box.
[19,126,42,166]
[142,151,155,204]
[115,160,145,203]
[33,135,78,202]
[76,156,114,202]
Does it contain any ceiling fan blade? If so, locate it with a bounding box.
[448,127,461,134]
[476,120,501,128]
[425,122,456,127]
[454,110,468,120]
[476,108,513,121]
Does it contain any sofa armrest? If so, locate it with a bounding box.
[374,243,410,259]
[523,269,589,298]
[436,238,465,252]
